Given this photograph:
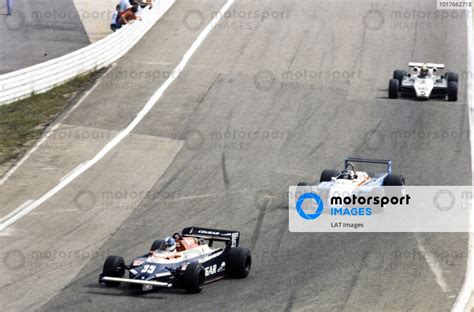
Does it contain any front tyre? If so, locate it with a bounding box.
[446,72,459,83]
[183,262,205,293]
[227,247,252,278]
[320,170,340,183]
[102,256,125,287]
[447,81,458,102]
[388,79,399,99]
[393,70,407,83]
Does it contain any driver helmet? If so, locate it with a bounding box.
[163,237,176,252]
[340,170,352,180]
[420,64,429,76]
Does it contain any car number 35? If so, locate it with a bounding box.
[141,264,156,273]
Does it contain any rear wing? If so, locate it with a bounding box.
[182,227,240,247]
[408,62,445,69]
[345,157,392,174]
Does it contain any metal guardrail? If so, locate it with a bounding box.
[0,0,175,105]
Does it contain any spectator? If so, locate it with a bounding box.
[119,5,141,25]
[6,0,13,15]
[143,0,153,9]
[119,0,131,12]
[110,4,121,32]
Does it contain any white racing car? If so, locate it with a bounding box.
[388,62,458,101]
[298,158,405,191]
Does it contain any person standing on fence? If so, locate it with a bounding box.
[110,4,122,32]
[119,0,131,12]
[119,5,141,25]
[6,0,13,15]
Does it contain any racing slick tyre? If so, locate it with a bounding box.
[447,81,458,102]
[102,256,125,287]
[446,72,459,83]
[227,247,252,278]
[383,174,405,186]
[320,169,340,182]
[388,79,399,99]
[150,239,165,251]
[183,262,205,293]
[393,70,407,83]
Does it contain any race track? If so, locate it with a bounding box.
[0,0,471,311]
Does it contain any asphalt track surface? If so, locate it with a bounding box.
[0,0,471,311]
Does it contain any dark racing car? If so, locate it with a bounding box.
[99,227,251,293]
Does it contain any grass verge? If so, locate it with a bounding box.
[0,70,104,167]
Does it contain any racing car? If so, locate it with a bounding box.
[298,157,405,192]
[388,62,458,101]
[99,227,251,294]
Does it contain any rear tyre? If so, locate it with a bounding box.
[102,256,125,287]
[183,262,205,293]
[320,170,340,182]
[446,72,459,83]
[388,79,399,99]
[447,81,458,102]
[393,70,407,83]
[297,182,310,186]
[227,247,252,278]
[383,174,405,186]
[150,240,164,251]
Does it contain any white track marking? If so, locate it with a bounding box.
[0,65,116,186]
[0,200,34,223]
[60,162,86,182]
[415,235,451,295]
[452,7,474,312]
[0,0,235,232]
